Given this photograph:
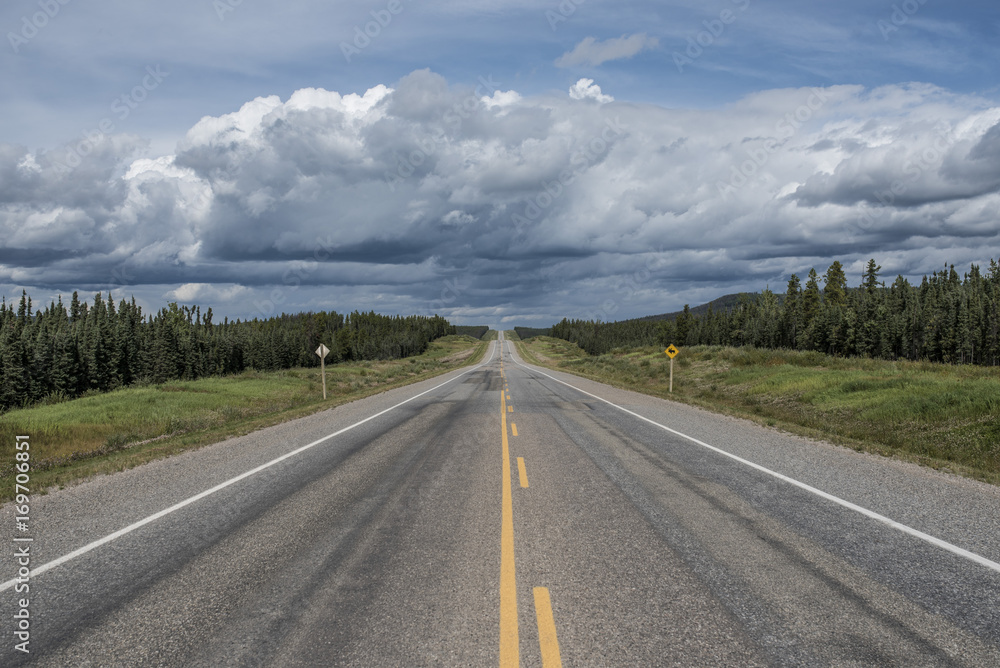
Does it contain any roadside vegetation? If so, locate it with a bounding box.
[0,290,456,413]
[514,335,1000,486]
[453,325,492,339]
[513,326,550,340]
[551,259,1000,367]
[0,335,486,499]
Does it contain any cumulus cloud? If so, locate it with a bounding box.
[165,283,251,303]
[556,34,659,68]
[2,72,999,325]
[568,79,614,103]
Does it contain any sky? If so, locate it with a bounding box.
[2,0,1000,327]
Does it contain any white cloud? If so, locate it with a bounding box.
[17,153,41,174]
[568,79,614,103]
[556,33,659,68]
[2,73,999,324]
[165,283,250,303]
[482,90,523,109]
[181,96,285,152]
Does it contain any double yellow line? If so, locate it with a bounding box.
[499,356,562,667]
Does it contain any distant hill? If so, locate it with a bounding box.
[631,288,874,323]
[631,292,763,323]
[512,294,764,335]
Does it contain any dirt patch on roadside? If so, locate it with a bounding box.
[526,346,553,363]
[440,347,476,364]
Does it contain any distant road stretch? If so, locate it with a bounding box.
[3,333,999,666]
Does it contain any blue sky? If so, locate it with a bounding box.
[2,0,1000,326]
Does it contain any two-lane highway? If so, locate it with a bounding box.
[3,333,999,665]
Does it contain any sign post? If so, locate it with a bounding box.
[315,343,330,399]
[665,344,679,393]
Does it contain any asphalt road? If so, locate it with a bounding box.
[3,333,1000,666]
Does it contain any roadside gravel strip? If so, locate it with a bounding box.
[1,344,497,594]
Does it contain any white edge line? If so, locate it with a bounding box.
[1,341,498,592]
[507,343,1000,575]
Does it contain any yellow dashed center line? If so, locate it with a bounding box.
[500,389,519,666]
[499,361,563,667]
[533,588,563,667]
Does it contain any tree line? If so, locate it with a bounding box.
[453,325,490,340]
[550,259,1000,366]
[0,291,454,411]
[513,327,550,340]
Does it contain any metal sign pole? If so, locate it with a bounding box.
[665,345,679,393]
[315,344,330,399]
[321,355,327,399]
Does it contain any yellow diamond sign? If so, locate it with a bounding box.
[665,344,679,359]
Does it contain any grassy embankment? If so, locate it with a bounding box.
[512,334,1000,486]
[0,335,487,499]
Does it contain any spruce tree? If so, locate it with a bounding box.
[781,274,802,348]
[823,261,848,308]
[801,269,822,348]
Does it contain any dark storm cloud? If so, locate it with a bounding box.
[2,74,1000,324]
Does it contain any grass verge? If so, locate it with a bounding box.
[512,335,1000,486]
[0,335,487,500]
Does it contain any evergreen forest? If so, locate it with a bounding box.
[0,291,453,411]
[550,259,1000,364]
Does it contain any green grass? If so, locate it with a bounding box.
[0,335,486,498]
[515,337,1000,486]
